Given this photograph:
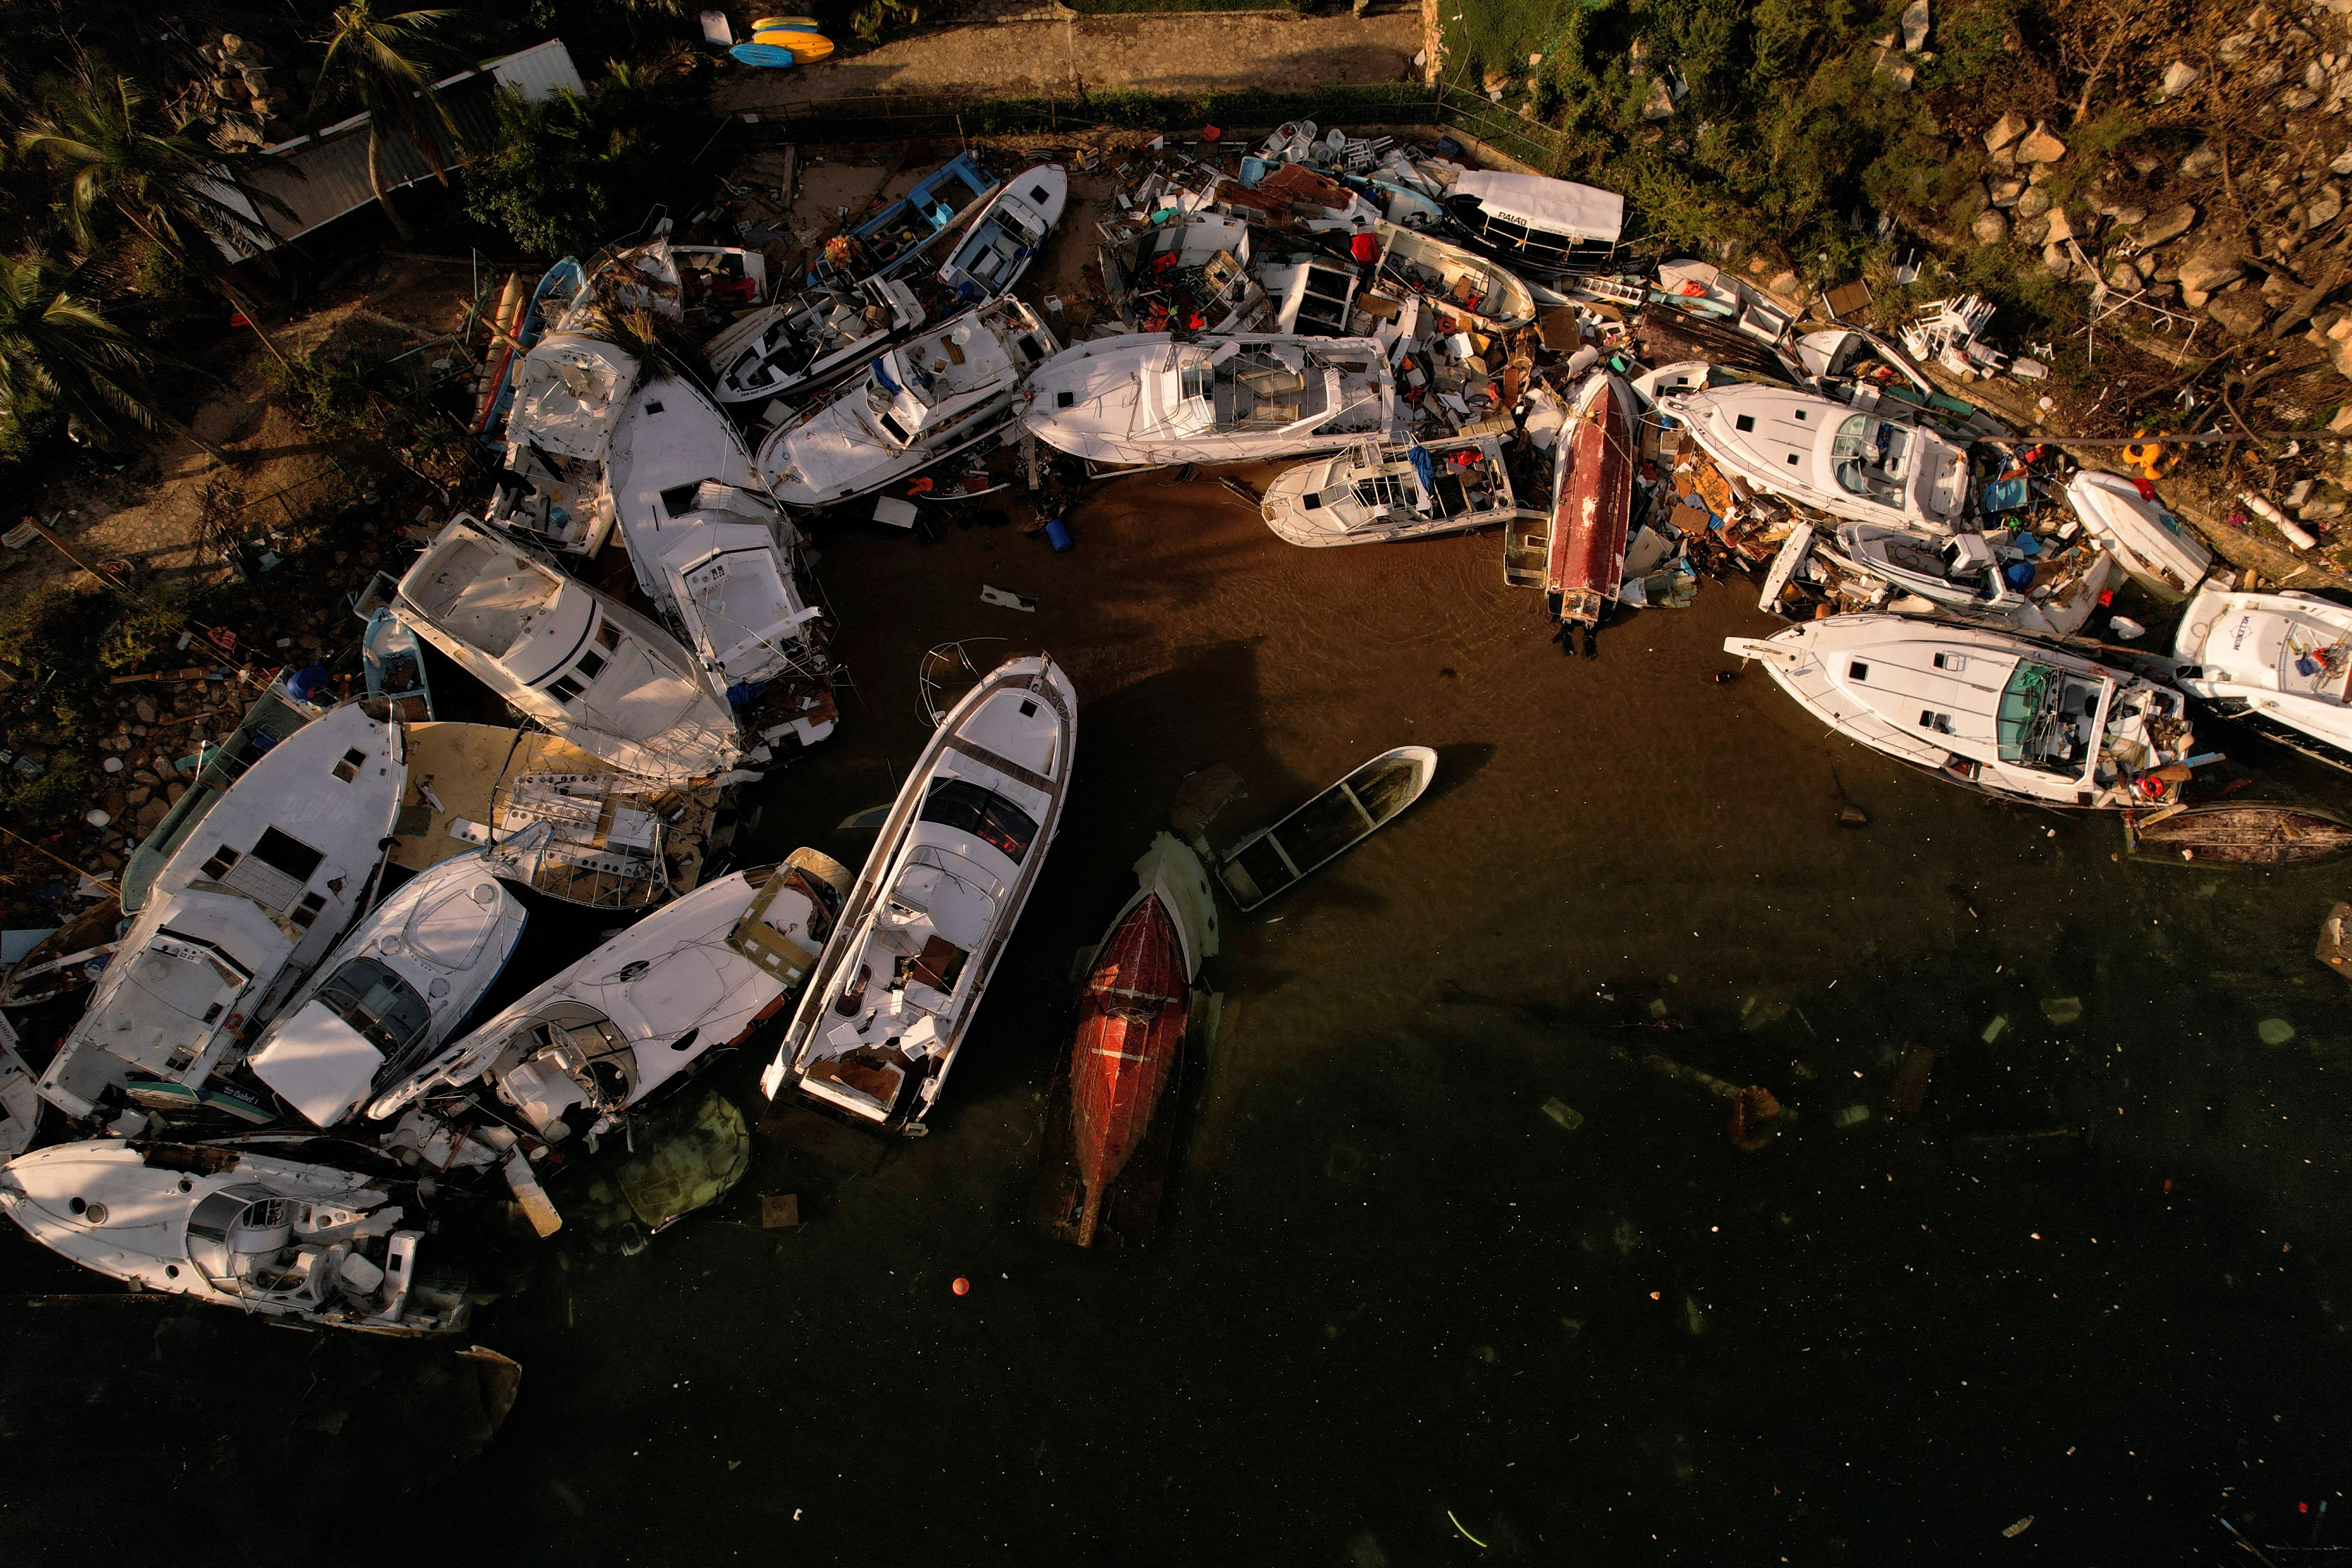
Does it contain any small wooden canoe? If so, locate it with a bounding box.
[2129,805,2352,866]
[1068,892,1188,1246]
[1219,745,1436,912]
[1544,370,1635,625]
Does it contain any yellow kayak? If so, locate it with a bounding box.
[751,15,821,29]
[753,27,833,58]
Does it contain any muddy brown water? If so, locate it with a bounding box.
[6,474,2352,1565]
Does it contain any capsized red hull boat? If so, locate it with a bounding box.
[1544,370,1635,625]
[1068,891,1188,1246]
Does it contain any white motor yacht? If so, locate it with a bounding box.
[1021,332,1403,468]
[705,277,924,408]
[37,703,407,1120]
[937,163,1068,303]
[757,297,1057,507]
[245,851,529,1128]
[606,376,826,691]
[1761,519,2116,637]
[396,516,741,783]
[763,655,1076,1135]
[488,331,636,555]
[0,1138,467,1333]
[1366,218,1536,331]
[2173,588,2352,771]
[1663,383,1971,532]
[1261,433,1521,546]
[1724,614,2199,809]
[368,851,853,1146]
[2065,470,2215,600]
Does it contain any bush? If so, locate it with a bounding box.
[463,59,720,258]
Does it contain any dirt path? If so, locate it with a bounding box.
[712,4,1423,108]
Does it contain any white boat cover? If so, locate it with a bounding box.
[1452,172,1624,244]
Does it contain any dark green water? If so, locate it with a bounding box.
[5,478,2349,1565]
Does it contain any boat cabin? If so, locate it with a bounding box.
[1442,171,1623,276]
[709,279,922,406]
[184,1182,420,1322]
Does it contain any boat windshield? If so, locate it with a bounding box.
[919,778,1039,864]
[313,957,433,1058]
[1830,414,1909,509]
[1997,659,2103,774]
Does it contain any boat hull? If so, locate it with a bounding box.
[2067,471,2214,601]
[1545,372,1634,624]
[1218,746,1437,911]
[2130,805,2352,865]
[1068,893,1188,1246]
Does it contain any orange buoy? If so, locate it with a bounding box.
[952,1277,971,1296]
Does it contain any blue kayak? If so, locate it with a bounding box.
[729,42,797,67]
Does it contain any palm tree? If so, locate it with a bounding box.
[17,60,300,366]
[310,1,466,246]
[0,251,231,466]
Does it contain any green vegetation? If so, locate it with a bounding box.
[464,52,717,256]
[311,1,474,246]
[0,253,227,463]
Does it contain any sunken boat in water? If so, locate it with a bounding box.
[1218,746,1436,912]
[2127,804,2352,866]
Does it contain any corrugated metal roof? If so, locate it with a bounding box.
[216,40,585,252]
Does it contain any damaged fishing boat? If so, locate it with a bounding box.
[395,517,741,783]
[763,655,1075,1135]
[1663,384,1972,533]
[0,1138,469,1333]
[1261,432,1522,547]
[1057,833,1218,1247]
[704,277,924,408]
[1547,370,1637,626]
[606,375,827,692]
[369,851,853,1146]
[244,851,530,1129]
[1365,218,1536,331]
[937,163,1067,303]
[757,297,1057,506]
[1759,519,2116,637]
[2065,470,2215,601]
[2171,588,2352,771]
[1021,333,1403,468]
[1724,615,2201,809]
[486,331,636,555]
[38,703,407,1121]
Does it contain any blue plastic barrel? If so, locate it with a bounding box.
[1044,518,1072,551]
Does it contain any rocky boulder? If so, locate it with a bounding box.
[2207,288,2272,337]
[2017,122,2067,163]
[1984,111,2027,156]
[2177,236,2248,300]
[2135,203,2198,249]
[1973,208,2010,245]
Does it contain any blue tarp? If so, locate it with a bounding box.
[1408,446,1436,493]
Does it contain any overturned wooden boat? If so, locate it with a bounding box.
[1219,746,1436,912]
[1546,371,1635,625]
[2127,804,2352,865]
[1060,835,1218,1247]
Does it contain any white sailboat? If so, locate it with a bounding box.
[0,1138,468,1333]
[1020,332,1403,468]
[1662,383,1972,532]
[367,851,853,1145]
[244,851,530,1129]
[395,517,741,783]
[1261,432,1522,546]
[763,654,1076,1135]
[1724,614,2200,809]
[704,277,924,408]
[756,297,1057,507]
[2064,470,2215,600]
[606,375,827,691]
[2173,588,2352,772]
[937,163,1068,302]
[38,703,407,1119]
